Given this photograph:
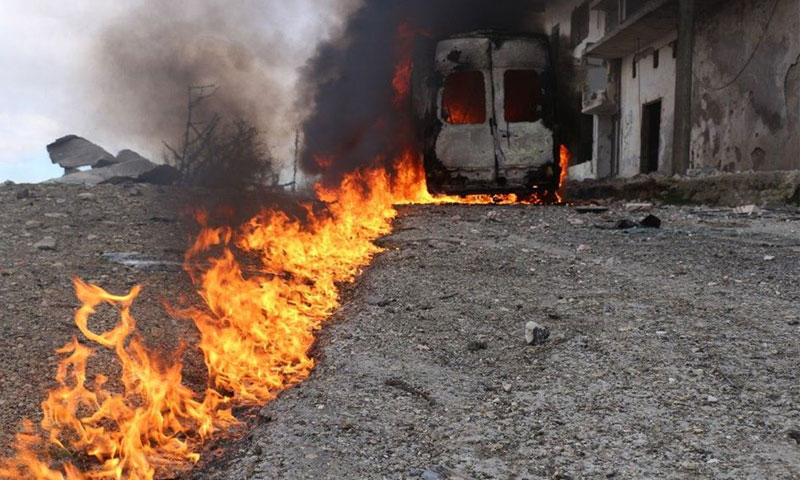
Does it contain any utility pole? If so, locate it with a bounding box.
[672,0,695,176]
[292,129,299,193]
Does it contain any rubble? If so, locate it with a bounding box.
[640,214,662,229]
[45,135,180,186]
[47,135,117,172]
[524,321,550,345]
[34,237,57,251]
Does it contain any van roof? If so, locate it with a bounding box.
[444,30,549,43]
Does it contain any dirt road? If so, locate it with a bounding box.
[197,203,800,479]
[1,183,799,478]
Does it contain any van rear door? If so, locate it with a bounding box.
[490,38,555,187]
[434,37,495,190]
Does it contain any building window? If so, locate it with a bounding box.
[570,0,590,48]
[504,70,542,123]
[442,71,486,125]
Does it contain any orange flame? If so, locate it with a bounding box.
[2,66,568,479]
[391,23,415,106]
[559,144,570,196]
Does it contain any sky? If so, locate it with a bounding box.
[0,1,350,183]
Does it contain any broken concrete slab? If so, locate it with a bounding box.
[49,157,180,186]
[47,135,117,171]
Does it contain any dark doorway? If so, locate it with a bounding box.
[641,100,662,174]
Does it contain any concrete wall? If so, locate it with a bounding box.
[692,0,800,172]
[618,37,677,177]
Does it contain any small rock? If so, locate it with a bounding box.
[421,469,443,480]
[525,321,550,345]
[15,188,30,199]
[87,234,99,241]
[575,205,609,214]
[128,187,143,197]
[466,340,487,352]
[577,244,590,253]
[502,382,512,392]
[788,429,800,444]
[640,214,662,229]
[733,204,759,215]
[365,295,390,307]
[625,202,653,212]
[764,255,775,261]
[24,220,42,229]
[51,262,65,269]
[78,192,96,201]
[707,395,719,403]
[614,218,637,230]
[34,237,57,251]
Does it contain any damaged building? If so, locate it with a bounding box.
[543,0,800,180]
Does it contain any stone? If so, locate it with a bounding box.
[640,214,662,229]
[575,205,609,214]
[15,188,30,200]
[421,469,443,480]
[625,202,653,212]
[47,135,116,169]
[365,295,390,307]
[788,430,800,444]
[614,218,637,230]
[50,157,180,186]
[525,321,550,345]
[34,237,57,251]
[24,220,41,229]
[78,192,96,201]
[466,340,487,352]
[128,187,143,197]
[115,149,150,165]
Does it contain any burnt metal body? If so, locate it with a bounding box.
[412,31,558,195]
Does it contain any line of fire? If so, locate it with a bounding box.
[1,1,800,479]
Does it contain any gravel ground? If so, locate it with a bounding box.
[1,182,800,479]
[195,203,800,479]
[0,182,210,455]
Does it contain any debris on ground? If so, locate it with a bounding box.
[525,321,550,345]
[640,214,662,229]
[46,135,180,186]
[574,205,610,214]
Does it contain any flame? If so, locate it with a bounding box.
[559,144,570,196]
[0,149,563,479]
[2,22,569,475]
[391,23,415,106]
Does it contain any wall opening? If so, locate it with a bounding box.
[641,100,662,173]
[442,71,486,125]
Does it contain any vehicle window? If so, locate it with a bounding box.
[504,70,542,123]
[442,71,486,125]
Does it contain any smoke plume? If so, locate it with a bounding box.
[88,0,353,173]
[300,0,545,182]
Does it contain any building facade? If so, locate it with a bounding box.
[544,0,800,179]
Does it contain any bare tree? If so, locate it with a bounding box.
[164,85,279,189]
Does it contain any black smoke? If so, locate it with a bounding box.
[300,0,545,182]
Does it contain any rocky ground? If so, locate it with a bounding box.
[1,182,800,479]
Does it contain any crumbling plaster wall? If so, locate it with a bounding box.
[692,0,800,172]
[618,37,678,177]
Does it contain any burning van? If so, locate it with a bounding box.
[413,32,558,195]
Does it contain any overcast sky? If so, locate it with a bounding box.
[0,1,348,183]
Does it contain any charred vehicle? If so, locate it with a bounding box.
[413,32,558,195]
